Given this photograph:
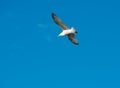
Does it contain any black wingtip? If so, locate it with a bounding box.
[51,13,57,20]
[51,13,56,16]
[74,43,79,45]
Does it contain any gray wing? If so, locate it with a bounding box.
[68,34,79,45]
[52,13,68,30]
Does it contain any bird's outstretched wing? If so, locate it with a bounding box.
[68,34,79,45]
[51,13,68,30]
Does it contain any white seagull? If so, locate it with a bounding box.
[51,13,79,45]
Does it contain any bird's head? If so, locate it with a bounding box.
[71,27,78,34]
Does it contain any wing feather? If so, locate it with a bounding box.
[68,34,79,45]
[51,13,68,30]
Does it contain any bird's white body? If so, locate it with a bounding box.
[58,27,76,36]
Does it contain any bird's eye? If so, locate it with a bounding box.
[75,31,78,33]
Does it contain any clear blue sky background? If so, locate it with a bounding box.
[0,0,120,88]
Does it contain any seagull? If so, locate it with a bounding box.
[51,13,79,45]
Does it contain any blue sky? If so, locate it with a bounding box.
[0,0,120,88]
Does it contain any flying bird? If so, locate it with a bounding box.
[51,13,79,45]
